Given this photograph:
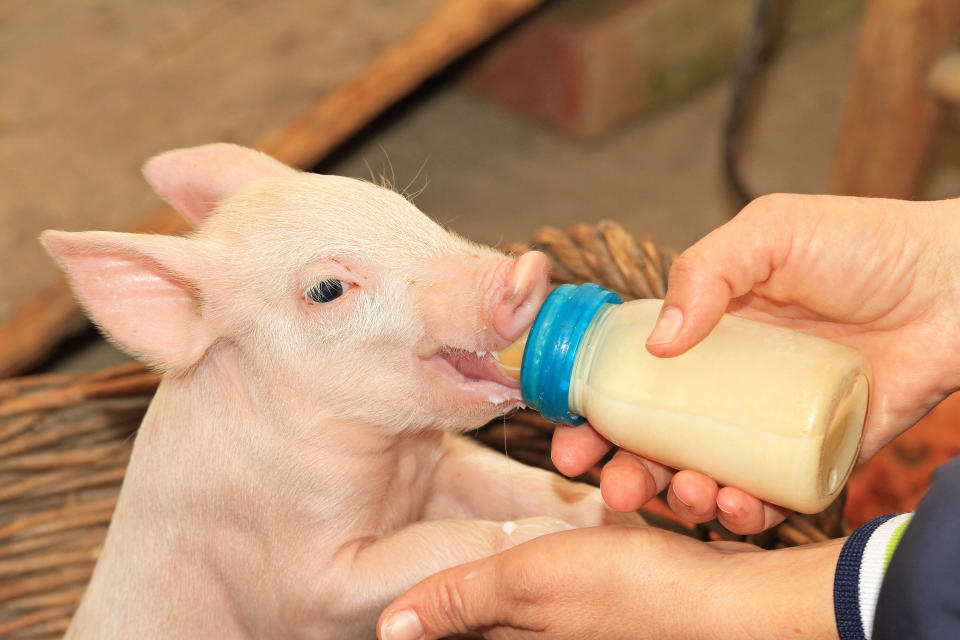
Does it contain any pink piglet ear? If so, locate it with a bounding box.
[142,143,296,228]
[41,230,219,372]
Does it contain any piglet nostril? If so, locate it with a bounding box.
[493,251,551,343]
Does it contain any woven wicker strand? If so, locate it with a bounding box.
[502,221,675,300]
[0,221,843,638]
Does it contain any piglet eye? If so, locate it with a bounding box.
[305,279,349,304]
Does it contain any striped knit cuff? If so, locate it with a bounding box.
[834,513,913,640]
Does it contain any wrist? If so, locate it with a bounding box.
[710,540,842,638]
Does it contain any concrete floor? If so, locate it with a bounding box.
[328,19,861,252]
[0,0,444,323]
[46,17,960,372]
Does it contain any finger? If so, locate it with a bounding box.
[378,555,503,640]
[646,195,794,358]
[551,423,611,477]
[599,450,673,512]
[666,470,719,523]
[715,486,790,534]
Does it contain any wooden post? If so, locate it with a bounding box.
[0,0,544,378]
[829,0,960,199]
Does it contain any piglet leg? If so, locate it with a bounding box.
[330,515,574,637]
[425,434,646,526]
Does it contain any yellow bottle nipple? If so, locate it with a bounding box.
[492,329,528,381]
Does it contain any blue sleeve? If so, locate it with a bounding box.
[872,455,960,639]
[834,513,911,639]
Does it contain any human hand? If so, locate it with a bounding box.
[377,525,841,639]
[552,194,960,533]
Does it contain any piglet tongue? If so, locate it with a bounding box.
[446,350,520,388]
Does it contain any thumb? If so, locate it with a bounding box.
[646,195,792,358]
[378,555,505,640]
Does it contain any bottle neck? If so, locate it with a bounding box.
[519,283,622,424]
[567,302,617,417]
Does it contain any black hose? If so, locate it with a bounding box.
[723,0,787,208]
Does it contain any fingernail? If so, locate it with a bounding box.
[716,500,734,515]
[647,306,683,345]
[672,486,692,508]
[381,610,424,640]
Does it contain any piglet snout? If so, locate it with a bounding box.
[493,250,551,343]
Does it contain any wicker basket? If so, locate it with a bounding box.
[0,221,846,638]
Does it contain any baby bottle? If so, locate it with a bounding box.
[495,283,871,513]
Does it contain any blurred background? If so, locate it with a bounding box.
[3,0,960,537]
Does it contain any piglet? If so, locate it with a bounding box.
[42,144,644,639]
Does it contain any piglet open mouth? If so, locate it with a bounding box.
[421,347,522,406]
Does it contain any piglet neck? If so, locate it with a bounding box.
[128,345,441,537]
[124,352,277,520]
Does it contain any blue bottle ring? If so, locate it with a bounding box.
[520,283,622,424]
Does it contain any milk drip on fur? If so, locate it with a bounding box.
[493,283,871,513]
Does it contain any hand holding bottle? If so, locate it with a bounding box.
[553,194,960,533]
